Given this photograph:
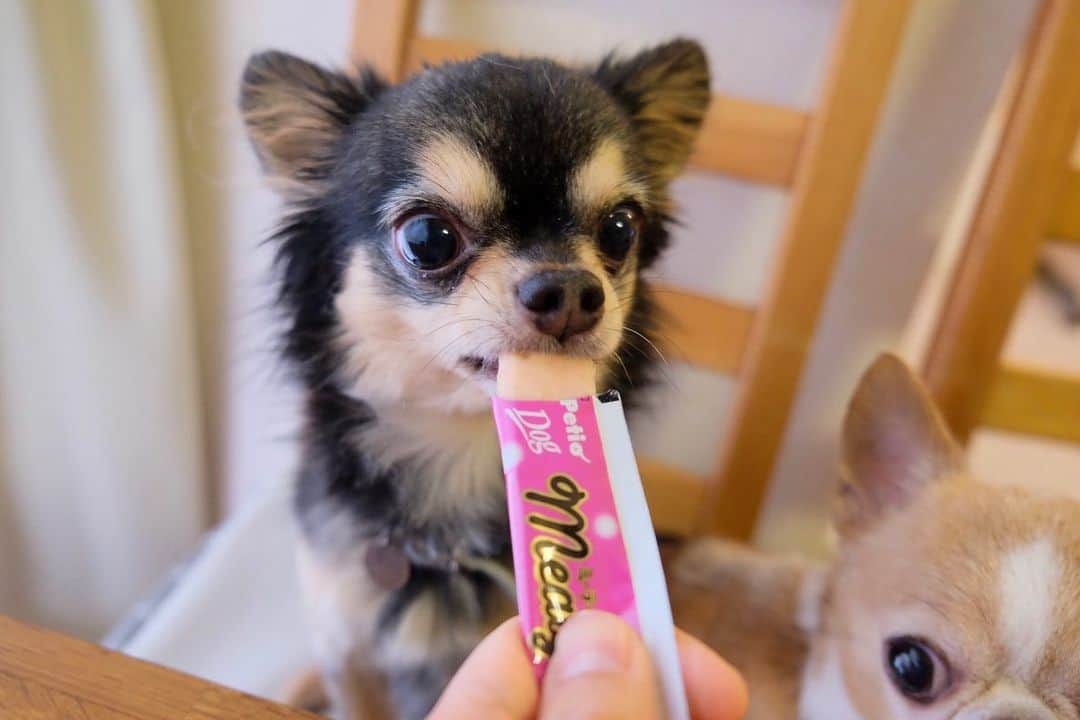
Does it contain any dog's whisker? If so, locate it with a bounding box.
[603,324,678,388]
[623,326,670,367]
[420,325,493,376]
[478,55,524,72]
[464,270,499,313]
[612,351,633,386]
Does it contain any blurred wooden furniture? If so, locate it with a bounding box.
[0,615,315,719]
[923,0,1080,446]
[351,0,913,539]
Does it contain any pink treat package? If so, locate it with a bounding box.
[492,354,688,720]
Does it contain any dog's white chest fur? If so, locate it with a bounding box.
[357,404,505,529]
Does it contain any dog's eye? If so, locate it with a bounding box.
[394,214,462,271]
[885,637,950,704]
[596,205,641,263]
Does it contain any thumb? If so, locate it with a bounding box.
[539,611,662,720]
[427,618,539,720]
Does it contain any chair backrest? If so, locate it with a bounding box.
[350,0,913,539]
[923,0,1080,447]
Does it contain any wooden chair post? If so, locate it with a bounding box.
[707,0,914,539]
[922,0,1080,442]
[350,0,419,82]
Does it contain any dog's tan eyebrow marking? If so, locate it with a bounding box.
[570,138,647,216]
[380,135,502,226]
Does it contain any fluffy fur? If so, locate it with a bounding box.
[670,355,1080,720]
[241,42,710,720]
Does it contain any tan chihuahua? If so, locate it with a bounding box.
[670,354,1080,720]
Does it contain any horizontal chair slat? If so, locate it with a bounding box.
[1048,168,1080,242]
[982,364,1080,444]
[405,34,478,70]
[691,96,807,187]
[404,35,807,187]
[650,283,755,374]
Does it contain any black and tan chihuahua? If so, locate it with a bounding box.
[240,41,710,719]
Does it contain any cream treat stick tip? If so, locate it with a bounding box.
[496,353,597,400]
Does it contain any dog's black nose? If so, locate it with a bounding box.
[517,269,605,341]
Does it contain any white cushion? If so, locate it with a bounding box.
[112,476,313,702]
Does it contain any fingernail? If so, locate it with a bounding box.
[550,610,633,680]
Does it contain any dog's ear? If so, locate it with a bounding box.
[240,51,386,198]
[837,354,965,536]
[593,39,710,184]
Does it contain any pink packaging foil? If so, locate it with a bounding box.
[493,391,689,720]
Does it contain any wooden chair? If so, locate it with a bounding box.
[923,0,1080,447]
[351,0,913,539]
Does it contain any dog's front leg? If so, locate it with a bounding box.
[381,661,460,720]
[374,570,516,719]
[322,658,393,720]
[297,539,394,720]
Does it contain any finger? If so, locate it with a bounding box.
[676,628,749,720]
[427,617,539,720]
[539,610,662,720]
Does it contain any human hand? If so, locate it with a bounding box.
[428,610,748,720]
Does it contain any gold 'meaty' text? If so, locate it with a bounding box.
[525,474,590,659]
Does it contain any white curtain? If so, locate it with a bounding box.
[0,0,210,639]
